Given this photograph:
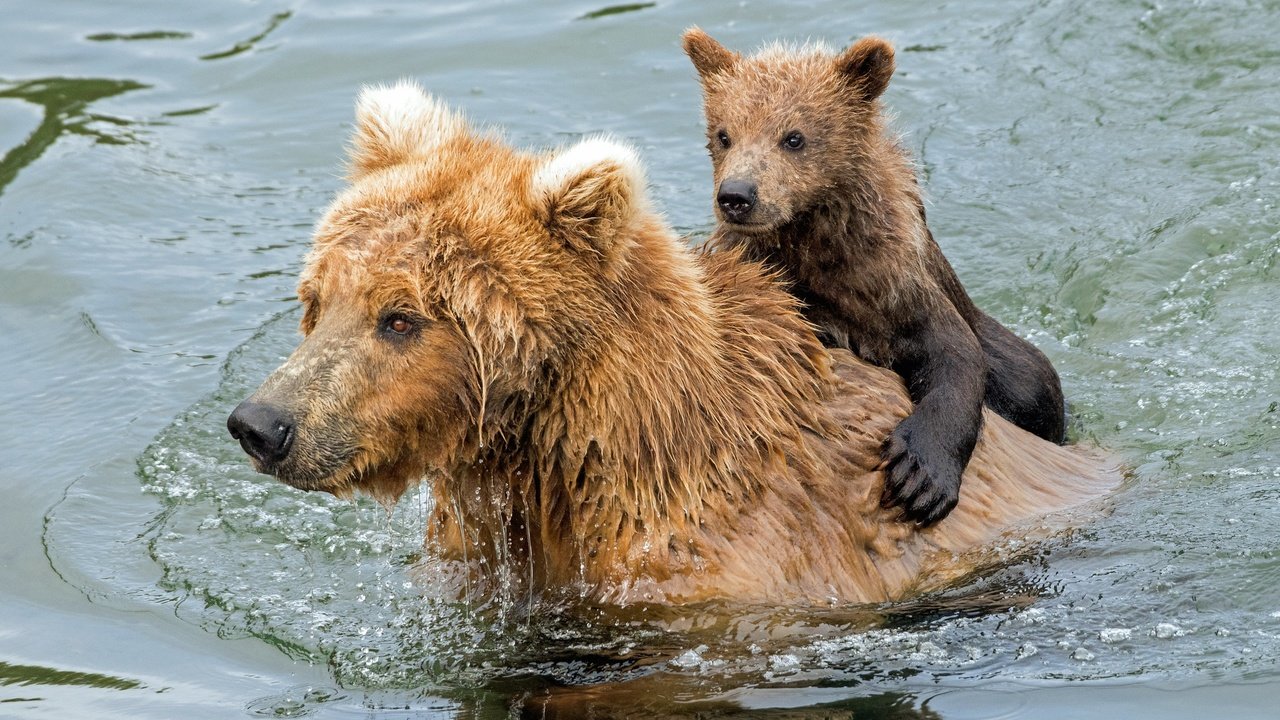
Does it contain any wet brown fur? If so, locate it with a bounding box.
[235,83,1114,606]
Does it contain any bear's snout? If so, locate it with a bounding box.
[227,400,296,470]
[716,178,758,223]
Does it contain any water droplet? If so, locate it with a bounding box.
[768,653,802,673]
[670,648,704,670]
[1099,628,1132,643]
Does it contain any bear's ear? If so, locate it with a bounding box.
[682,27,740,80]
[348,80,465,179]
[835,36,896,101]
[532,137,646,258]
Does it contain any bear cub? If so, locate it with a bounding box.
[683,28,1066,525]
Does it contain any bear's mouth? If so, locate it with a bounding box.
[721,218,777,234]
[269,457,357,494]
[256,428,363,495]
[272,442,427,506]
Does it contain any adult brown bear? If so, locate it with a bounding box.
[227,81,1114,605]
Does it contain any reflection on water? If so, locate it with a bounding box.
[85,30,192,42]
[199,10,293,61]
[577,3,658,21]
[518,687,941,719]
[0,661,141,691]
[0,77,148,197]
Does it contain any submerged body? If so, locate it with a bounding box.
[227,82,1114,605]
[684,29,1067,525]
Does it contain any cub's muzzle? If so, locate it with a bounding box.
[716,178,758,223]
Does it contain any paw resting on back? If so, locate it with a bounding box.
[879,413,964,526]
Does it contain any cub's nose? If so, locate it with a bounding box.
[227,400,295,467]
[716,179,758,223]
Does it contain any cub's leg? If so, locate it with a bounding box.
[881,309,987,525]
[973,312,1066,444]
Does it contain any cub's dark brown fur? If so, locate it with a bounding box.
[683,28,1065,525]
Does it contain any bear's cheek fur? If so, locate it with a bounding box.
[343,321,478,482]
[251,312,476,494]
[756,154,830,225]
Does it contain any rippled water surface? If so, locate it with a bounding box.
[4,0,1279,717]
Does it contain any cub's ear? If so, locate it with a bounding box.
[682,27,740,80]
[532,137,647,259]
[348,79,465,179]
[835,36,895,101]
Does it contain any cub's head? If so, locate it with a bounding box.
[682,28,896,233]
[227,81,648,502]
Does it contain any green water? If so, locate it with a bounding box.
[2,0,1278,717]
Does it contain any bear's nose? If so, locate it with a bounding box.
[227,400,295,468]
[717,179,758,222]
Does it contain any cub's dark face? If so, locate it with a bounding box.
[683,29,896,233]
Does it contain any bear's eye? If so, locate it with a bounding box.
[782,131,806,151]
[378,312,417,340]
[715,130,731,149]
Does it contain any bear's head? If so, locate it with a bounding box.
[227,81,650,503]
[682,28,896,233]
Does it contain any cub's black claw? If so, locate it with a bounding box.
[879,419,962,526]
[913,481,960,526]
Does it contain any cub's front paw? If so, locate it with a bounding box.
[879,415,963,526]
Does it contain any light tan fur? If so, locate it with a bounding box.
[238,81,1116,606]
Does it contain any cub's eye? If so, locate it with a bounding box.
[716,130,731,149]
[782,131,806,151]
[379,313,417,339]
